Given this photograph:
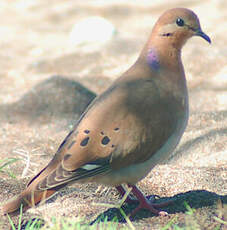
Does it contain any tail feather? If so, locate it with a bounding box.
[1,189,56,215]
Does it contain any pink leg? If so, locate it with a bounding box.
[115,185,138,204]
[115,185,125,197]
[128,184,172,216]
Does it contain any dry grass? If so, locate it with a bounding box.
[0,0,226,229]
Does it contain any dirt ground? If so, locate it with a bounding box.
[0,0,226,229]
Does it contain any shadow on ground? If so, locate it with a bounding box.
[19,189,226,228]
[92,190,227,223]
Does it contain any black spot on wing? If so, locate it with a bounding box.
[101,136,110,145]
[80,137,90,147]
[114,127,119,131]
[100,131,104,135]
[84,130,90,134]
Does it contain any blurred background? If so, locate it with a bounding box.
[0,0,226,229]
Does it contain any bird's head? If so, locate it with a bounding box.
[151,8,211,49]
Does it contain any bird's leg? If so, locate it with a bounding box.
[127,184,171,216]
[115,185,138,204]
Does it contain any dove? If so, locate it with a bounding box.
[2,8,211,216]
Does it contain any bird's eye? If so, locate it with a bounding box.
[176,18,184,27]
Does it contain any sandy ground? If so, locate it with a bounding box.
[0,0,226,229]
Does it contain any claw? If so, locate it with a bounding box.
[115,184,172,216]
[127,184,172,216]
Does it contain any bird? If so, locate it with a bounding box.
[1,8,211,216]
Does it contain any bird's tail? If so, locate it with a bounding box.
[1,188,56,215]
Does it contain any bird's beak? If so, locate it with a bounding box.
[195,29,211,44]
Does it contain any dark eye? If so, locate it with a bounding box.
[176,18,184,27]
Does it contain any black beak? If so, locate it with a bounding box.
[195,30,211,44]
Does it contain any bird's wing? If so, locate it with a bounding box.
[28,78,181,190]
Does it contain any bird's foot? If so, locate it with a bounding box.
[127,184,172,217]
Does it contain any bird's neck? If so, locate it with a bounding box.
[131,36,188,100]
[118,36,186,90]
[143,36,184,72]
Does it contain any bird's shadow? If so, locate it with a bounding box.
[91,189,227,224]
[18,189,226,229]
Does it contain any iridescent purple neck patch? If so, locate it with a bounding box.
[147,48,160,71]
